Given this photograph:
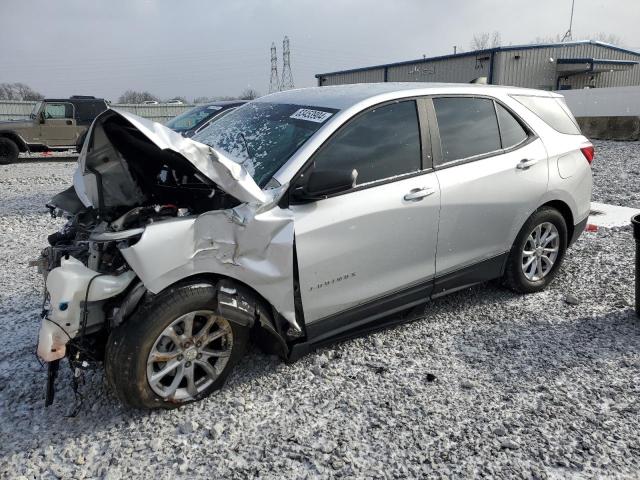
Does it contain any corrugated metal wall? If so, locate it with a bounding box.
[317,44,640,90]
[386,54,490,83]
[318,68,385,86]
[0,101,194,122]
[493,44,640,90]
[0,101,35,121]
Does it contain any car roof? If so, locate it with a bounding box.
[199,100,248,107]
[44,98,106,103]
[255,83,559,110]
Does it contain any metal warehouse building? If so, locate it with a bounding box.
[316,40,640,91]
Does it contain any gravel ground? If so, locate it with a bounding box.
[19,150,78,162]
[591,140,640,208]
[0,142,639,479]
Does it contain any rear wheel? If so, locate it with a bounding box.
[0,137,19,165]
[503,207,568,293]
[105,281,250,409]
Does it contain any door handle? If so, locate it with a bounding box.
[66,120,72,125]
[516,158,538,170]
[404,187,435,202]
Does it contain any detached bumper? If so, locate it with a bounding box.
[36,256,136,363]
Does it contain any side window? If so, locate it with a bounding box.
[496,103,528,148]
[44,103,73,119]
[312,101,421,186]
[433,97,501,163]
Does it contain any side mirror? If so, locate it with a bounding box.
[39,111,46,124]
[292,168,358,202]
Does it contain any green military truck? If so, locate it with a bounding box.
[0,96,109,164]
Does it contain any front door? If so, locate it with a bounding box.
[291,100,441,325]
[40,102,78,146]
[430,96,549,279]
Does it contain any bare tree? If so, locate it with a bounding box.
[193,96,214,104]
[117,90,159,104]
[533,34,564,44]
[239,88,260,100]
[470,32,501,51]
[592,33,624,45]
[0,82,44,101]
[470,33,490,50]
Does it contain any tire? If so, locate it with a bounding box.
[105,281,250,409]
[503,207,568,294]
[0,137,19,165]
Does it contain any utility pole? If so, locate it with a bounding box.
[561,0,576,42]
[269,42,280,94]
[281,36,294,91]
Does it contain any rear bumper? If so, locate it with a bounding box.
[569,216,589,246]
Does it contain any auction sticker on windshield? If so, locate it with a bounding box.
[290,108,333,123]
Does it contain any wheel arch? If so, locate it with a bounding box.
[0,131,28,152]
[142,272,290,358]
[539,199,575,243]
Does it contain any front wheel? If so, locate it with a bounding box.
[105,282,249,409]
[503,207,568,294]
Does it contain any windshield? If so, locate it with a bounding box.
[193,102,338,187]
[30,101,42,119]
[165,105,224,132]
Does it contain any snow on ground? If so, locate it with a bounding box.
[0,141,639,479]
[19,150,78,162]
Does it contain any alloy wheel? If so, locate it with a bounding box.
[146,310,233,401]
[521,222,560,281]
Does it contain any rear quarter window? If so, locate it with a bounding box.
[511,95,581,135]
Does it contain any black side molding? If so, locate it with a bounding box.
[570,217,589,246]
[432,253,507,298]
[287,253,508,362]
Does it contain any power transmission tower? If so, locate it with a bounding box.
[269,42,280,94]
[281,36,294,91]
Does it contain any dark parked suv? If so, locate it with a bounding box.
[165,100,246,137]
[0,96,108,164]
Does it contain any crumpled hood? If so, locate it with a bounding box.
[74,108,267,207]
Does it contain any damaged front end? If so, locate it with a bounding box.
[34,109,297,405]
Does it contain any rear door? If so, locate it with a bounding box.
[291,99,441,325]
[40,102,78,146]
[429,96,548,285]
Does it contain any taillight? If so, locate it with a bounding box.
[580,144,595,165]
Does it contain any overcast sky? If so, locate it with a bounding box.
[1,0,638,101]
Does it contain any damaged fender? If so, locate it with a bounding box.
[119,190,299,330]
[53,108,300,355]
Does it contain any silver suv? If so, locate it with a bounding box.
[35,83,593,408]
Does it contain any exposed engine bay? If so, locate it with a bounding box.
[33,108,296,406]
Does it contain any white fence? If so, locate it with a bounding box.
[0,100,194,123]
[559,86,640,117]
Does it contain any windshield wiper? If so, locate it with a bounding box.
[239,132,253,163]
